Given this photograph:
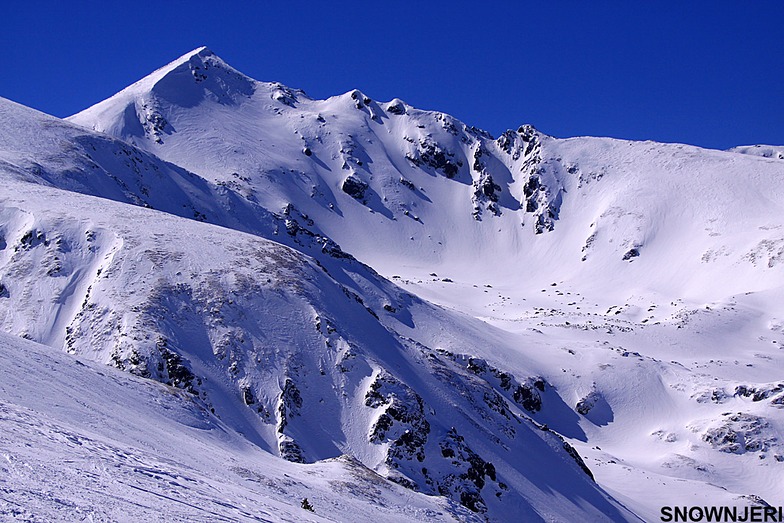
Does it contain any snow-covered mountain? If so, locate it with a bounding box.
[2,47,783,521]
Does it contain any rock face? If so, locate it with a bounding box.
[703,413,778,454]
[365,373,430,472]
[406,138,463,178]
[447,352,547,413]
[438,428,500,513]
[576,390,601,415]
[734,383,784,403]
[470,145,502,219]
[386,99,407,115]
[277,378,305,462]
[515,126,560,233]
[354,347,590,515]
[341,174,368,201]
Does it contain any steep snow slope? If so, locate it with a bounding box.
[0,169,634,520]
[0,330,479,522]
[1,45,781,520]
[70,47,784,302]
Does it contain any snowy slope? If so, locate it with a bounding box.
[0,330,479,522]
[0,151,633,520]
[0,46,782,520]
[69,47,784,302]
[729,144,784,160]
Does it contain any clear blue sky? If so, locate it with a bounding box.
[2,1,781,150]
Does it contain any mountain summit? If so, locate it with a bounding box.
[2,48,783,521]
[69,48,784,301]
[71,46,256,138]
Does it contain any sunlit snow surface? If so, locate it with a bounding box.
[0,47,782,521]
[0,331,475,522]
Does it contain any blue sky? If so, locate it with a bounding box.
[1,1,781,149]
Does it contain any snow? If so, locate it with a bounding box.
[0,331,474,522]
[728,144,784,161]
[0,47,782,520]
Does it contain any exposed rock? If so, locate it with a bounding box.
[16,229,46,251]
[349,90,368,110]
[622,248,640,261]
[386,99,406,115]
[471,146,502,218]
[512,379,544,413]
[439,352,547,414]
[434,112,460,136]
[496,130,518,157]
[399,177,416,190]
[734,383,784,402]
[279,437,305,463]
[341,174,368,201]
[517,124,539,153]
[366,373,430,464]
[277,378,303,433]
[576,390,600,415]
[514,128,563,233]
[406,138,462,178]
[271,85,299,107]
[275,378,306,462]
[278,204,354,260]
[138,102,169,143]
[693,388,730,404]
[242,385,255,405]
[156,337,197,394]
[437,428,499,513]
[562,441,595,481]
[703,412,777,454]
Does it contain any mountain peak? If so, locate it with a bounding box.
[155,45,217,74]
[181,45,212,59]
[143,45,255,105]
[68,46,255,136]
[87,45,247,104]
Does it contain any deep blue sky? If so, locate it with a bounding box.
[1,1,781,149]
